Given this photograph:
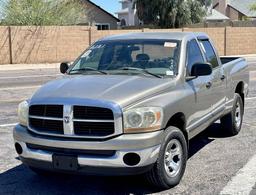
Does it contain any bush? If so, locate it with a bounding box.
[1,0,84,26]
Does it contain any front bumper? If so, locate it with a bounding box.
[13,125,164,175]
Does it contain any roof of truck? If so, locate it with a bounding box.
[100,32,208,41]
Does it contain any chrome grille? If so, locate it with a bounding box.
[28,104,116,138]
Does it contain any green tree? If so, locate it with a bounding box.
[136,0,159,25]
[1,0,84,26]
[189,0,207,24]
[135,0,209,28]
[251,3,256,11]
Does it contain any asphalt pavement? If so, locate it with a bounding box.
[0,59,256,195]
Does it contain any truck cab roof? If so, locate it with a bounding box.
[99,32,209,42]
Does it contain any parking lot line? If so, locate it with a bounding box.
[220,154,256,195]
[0,123,17,128]
[0,74,60,80]
[0,85,40,91]
[0,99,24,103]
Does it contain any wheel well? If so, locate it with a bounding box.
[235,82,244,106]
[166,112,188,143]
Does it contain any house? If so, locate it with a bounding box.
[79,0,120,30]
[206,9,230,22]
[115,0,142,27]
[213,0,256,20]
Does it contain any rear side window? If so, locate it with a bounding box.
[187,39,204,74]
[199,40,219,68]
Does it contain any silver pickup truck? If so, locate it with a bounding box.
[13,32,249,189]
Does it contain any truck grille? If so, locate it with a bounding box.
[29,105,63,118]
[30,118,64,134]
[28,104,115,138]
[73,106,114,120]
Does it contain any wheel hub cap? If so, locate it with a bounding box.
[164,139,183,177]
[235,101,241,128]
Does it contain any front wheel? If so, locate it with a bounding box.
[145,126,188,189]
[220,93,244,136]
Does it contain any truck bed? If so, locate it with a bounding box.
[220,57,242,65]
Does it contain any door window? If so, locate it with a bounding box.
[199,40,219,68]
[187,39,204,75]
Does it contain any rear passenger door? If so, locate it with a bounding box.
[198,39,226,117]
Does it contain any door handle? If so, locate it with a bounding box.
[220,75,226,81]
[206,82,212,89]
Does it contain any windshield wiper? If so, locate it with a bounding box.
[118,67,162,78]
[69,67,108,75]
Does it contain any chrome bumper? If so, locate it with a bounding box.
[13,125,164,169]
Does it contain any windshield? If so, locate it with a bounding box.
[69,39,181,78]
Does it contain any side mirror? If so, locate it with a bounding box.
[190,63,212,77]
[60,62,69,74]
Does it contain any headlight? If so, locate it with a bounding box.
[18,100,29,127]
[124,107,163,133]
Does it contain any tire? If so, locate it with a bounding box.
[145,126,188,189]
[220,93,244,136]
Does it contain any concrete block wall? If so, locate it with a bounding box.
[226,27,256,55]
[11,26,91,64]
[0,27,11,64]
[91,29,143,43]
[183,28,226,56]
[0,26,255,65]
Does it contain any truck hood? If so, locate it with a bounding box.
[31,75,175,107]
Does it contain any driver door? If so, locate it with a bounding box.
[185,39,214,135]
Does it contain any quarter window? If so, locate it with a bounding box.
[199,40,219,68]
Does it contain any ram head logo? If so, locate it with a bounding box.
[64,116,70,124]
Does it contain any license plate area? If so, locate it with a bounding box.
[52,154,78,171]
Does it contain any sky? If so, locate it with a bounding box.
[90,0,120,16]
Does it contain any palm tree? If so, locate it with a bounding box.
[135,0,158,25]
[135,0,207,28]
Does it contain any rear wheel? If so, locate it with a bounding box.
[220,93,244,136]
[145,126,188,189]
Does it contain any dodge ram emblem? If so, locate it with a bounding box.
[64,116,70,124]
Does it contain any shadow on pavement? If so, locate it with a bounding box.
[0,123,234,195]
[188,122,233,158]
[0,165,157,194]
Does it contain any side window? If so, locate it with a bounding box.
[187,39,204,75]
[199,40,219,68]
